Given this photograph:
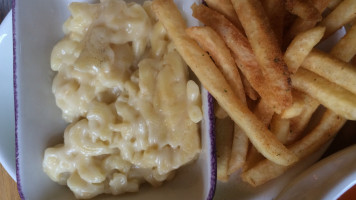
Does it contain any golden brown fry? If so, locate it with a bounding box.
[214,101,229,119]
[285,0,330,45]
[320,0,356,38]
[243,145,263,172]
[253,98,275,127]
[186,26,246,103]
[302,49,356,95]
[231,0,292,113]
[270,114,290,145]
[281,90,316,119]
[242,110,346,186]
[288,98,319,143]
[261,0,285,45]
[234,57,259,101]
[191,3,290,113]
[215,117,234,182]
[285,0,321,21]
[244,99,275,171]
[240,73,259,101]
[186,26,250,174]
[153,0,298,166]
[228,124,249,175]
[330,23,356,62]
[328,0,342,9]
[205,0,243,31]
[292,68,356,120]
[284,26,325,73]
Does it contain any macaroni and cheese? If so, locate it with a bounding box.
[43,0,202,198]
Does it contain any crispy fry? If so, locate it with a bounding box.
[281,90,315,119]
[191,3,290,113]
[288,99,320,143]
[284,26,325,73]
[253,98,275,127]
[285,0,322,21]
[328,0,343,10]
[243,99,275,171]
[270,114,290,145]
[205,0,243,31]
[233,57,259,101]
[320,0,356,38]
[228,124,249,175]
[242,110,346,186]
[330,23,356,62]
[152,0,298,166]
[215,117,234,182]
[243,145,263,172]
[285,0,330,45]
[214,101,229,119]
[302,49,356,95]
[240,73,259,101]
[186,26,246,103]
[328,0,342,9]
[186,26,250,174]
[261,0,285,45]
[292,68,356,120]
[231,0,292,114]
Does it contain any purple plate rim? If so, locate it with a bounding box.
[207,93,217,200]
[12,0,217,200]
[12,0,25,199]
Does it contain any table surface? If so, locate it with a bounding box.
[0,0,355,200]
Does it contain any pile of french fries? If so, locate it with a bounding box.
[152,0,356,187]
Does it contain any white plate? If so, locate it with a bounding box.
[13,0,215,200]
[8,0,356,199]
[0,10,16,181]
[276,144,356,200]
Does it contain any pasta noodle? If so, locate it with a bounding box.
[43,0,202,199]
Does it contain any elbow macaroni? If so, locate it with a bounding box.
[43,0,202,199]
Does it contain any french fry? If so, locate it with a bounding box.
[192,4,289,112]
[243,145,263,172]
[288,99,320,143]
[243,99,275,171]
[270,114,290,145]
[186,26,250,174]
[292,68,356,120]
[284,26,325,73]
[328,0,342,9]
[191,3,290,113]
[320,0,356,38]
[205,0,243,31]
[186,26,246,103]
[240,72,259,101]
[285,0,322,21]
[330,23,356,62]
[302,49,356,95]
[231,0,293,114]
[228,124,249,175]
[281,90,315,119]
[242,110,346,186]
[253,98,275,127]
[215,117,234,182]
[285,0,330,45]
[261,0,285,45]
[152,0,298,166]
[214,101,229,119]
